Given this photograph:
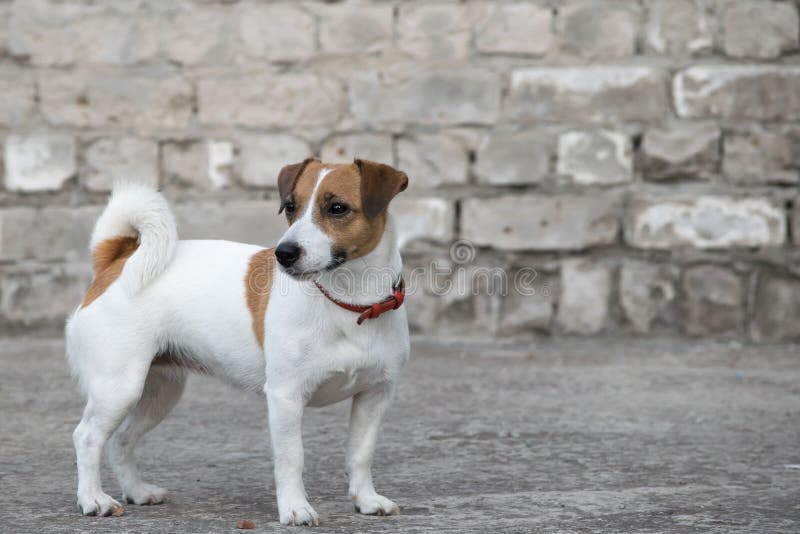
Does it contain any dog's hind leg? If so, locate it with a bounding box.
[107,366,187,506]
[72,344,152,517]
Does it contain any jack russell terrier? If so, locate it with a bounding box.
[66,159,411,525]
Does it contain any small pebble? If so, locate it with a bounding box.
[111,507,125,517]
[236,519,255,529]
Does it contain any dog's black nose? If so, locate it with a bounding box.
[275,241,301,268]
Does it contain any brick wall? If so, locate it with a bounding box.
[1,0,800,342]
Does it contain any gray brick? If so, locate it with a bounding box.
[174,200,286,247]
[723,131,798,185]
[475,130,552,186]
[321,134,393,165]
[391,197,454,247]
[674,66,800,120]
[461,194,620,251]
[82,137,159,192]
[557,2,640,59]
[397,134,468,190]
[39,71,192,130]
[642,124,720,181]
[722,1,799,59]
[645,0,712,56]
[236,3,315,61]
[159,4,226,65]
[556,130,632,186]
[0,206,99,261]
[398,3,484,60]
[0,70,36,126]
[625,195,786,249]
[162,140,233,191]
[238,134,312,188]
[350,70,501,126]
[0,262,91,327]
[750,271,800,342]
[320,3,392,54]
[499,268,556,335]
[556,259,611,335]
[476,2,552,56]
[619,260,677,334]
[506,67,669,122]
[198,74,344,127]
[4,133,76,192]
[683,265,743,337]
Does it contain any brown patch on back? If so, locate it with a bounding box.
[80,236,139,308]
[245,248,276,348]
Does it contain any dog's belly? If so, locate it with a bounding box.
[306,368,382,407]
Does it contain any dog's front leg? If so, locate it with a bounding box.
[346,384,399,516]
[266,386,319,526]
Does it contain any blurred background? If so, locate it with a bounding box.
[1,0,799,343]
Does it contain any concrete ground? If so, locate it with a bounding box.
[1,337,799,533]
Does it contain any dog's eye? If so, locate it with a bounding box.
[284,201,296,215]
[329,203,349,216]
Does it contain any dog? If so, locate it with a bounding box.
[66,158,411,525]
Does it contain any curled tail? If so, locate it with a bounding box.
[90,183,177,296]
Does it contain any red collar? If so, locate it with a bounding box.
[313,276,405,325]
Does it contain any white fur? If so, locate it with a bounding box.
[66,175,409,525]
[90,182,177,296]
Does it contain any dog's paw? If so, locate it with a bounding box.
[278,500,319,526]
[353,493,399,516]
[77,492,124,517]
[123,483,168,505]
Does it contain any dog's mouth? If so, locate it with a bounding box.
[281,251,347,280]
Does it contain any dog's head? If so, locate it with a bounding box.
[274,158,408,278]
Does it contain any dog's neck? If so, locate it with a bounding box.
[312,213,402,306]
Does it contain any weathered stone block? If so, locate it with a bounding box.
[162,140,233,191]
[556,259,611,335]
[391,197,454,248]
[159,4,225,65]
[0,262,92,327]
[645,0,712,56]
[4,134,76,192]
[174,200,285,247]
[0,70,35,125]
[682,265,743,336]
[198,74,344,127]
[350,70,500,126]
[619,261,677,334]
[461,194,620,251]
[556,130,632,185]
[499,269,556,335]
[506,67,669,122]
[8,0,158,66]
[475,130,552,186]
[750,272,800,342]
[0,206,100,261]
[625,195,785,249]
[723,131,798,184]
[82,137,159,192]
[238,134,312,188]
[722,1,799,59]
[398,134,468,189]
[39,71,192,130]
[320,3,392,54]
[321,134,393,165]
[674,66,800,120]
[398,3,484,60]
[476,3,552,56]
[557,2,640,59]
[237,3,314,61]
[642,124,720,181]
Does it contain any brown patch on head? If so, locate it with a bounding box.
[244,248,275,348]
[80,236,139,308]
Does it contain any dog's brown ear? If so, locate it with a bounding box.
[355,159,409,219]
[277,158,315,213]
